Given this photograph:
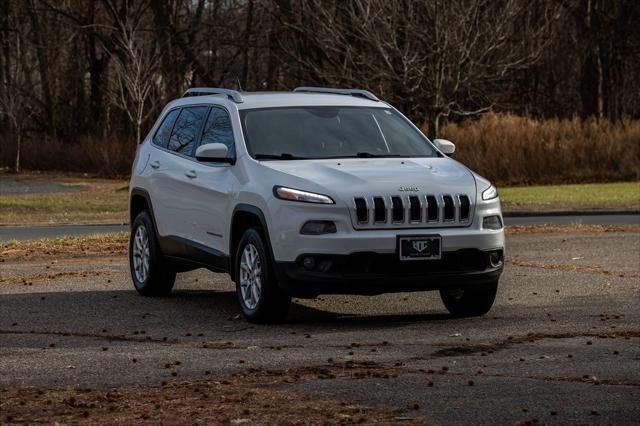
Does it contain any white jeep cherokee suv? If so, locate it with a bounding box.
[129,87,504,323]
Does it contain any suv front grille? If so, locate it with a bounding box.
[353,194,473,229]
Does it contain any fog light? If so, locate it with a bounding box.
[483,215,503,230]
[302,257,315,270]
[489,251,503,268]
[300,220,337,235]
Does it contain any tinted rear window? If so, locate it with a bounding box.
[152,109,179,148]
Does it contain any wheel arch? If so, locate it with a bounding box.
[229,204,275,282]
[130,188,159,234]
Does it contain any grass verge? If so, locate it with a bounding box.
[499,182,639,212]
[0,174,128,225]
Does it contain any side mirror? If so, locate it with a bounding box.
[195,143,231,163]
[433,138,455,156]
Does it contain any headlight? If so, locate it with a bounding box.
[482,184,498,200]
[274,186,334,204]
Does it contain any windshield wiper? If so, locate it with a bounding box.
[255,153,309,160]
[355,152,401,158]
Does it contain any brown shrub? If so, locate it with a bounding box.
[441,114,640,185]
[0,134,135,177]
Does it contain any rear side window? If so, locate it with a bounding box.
[167,106,208,156]
[152,109,179,148]
[200,107,235,158]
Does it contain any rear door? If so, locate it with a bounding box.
[149,105,209,253]
[145,108,179,238]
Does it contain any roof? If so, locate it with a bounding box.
[170,90,388,111]
[237,92,386,109]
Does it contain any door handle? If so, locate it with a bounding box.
[150,160,160,169]
[185,170,197,179]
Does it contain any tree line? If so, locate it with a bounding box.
[0,0,639,171]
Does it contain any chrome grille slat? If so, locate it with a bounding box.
[367,197,375,226]
[402,195,411,224]
[459,194,470,221]
[352,193,473,229]
[437,195,445,224]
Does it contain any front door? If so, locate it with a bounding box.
[182,106,237,257]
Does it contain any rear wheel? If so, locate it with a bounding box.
[439,280,498,317]
[129,211,176,296]
[235,228,291,323]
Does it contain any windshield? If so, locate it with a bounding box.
[240,106,439,160]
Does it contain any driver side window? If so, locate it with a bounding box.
[167,106,208,156]
[200,107,235,159]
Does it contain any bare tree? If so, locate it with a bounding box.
[281,0,559,137]
[0,29,37,172]
[0,87,37,173]
[26,0,55,136]
[1,0,639,176]
[109,22,160,145]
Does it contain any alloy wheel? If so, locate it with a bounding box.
[239,243,262,309]
[132,225,150,283]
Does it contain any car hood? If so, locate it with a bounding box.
[260,157,477,202]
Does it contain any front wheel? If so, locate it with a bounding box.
[439,280,498,317]
[235,228,291,323]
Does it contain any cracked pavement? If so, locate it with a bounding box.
[1,231,639,424]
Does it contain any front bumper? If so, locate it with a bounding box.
[274,248,503,298]
[267,197,504,262]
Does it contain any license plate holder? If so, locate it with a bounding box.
[397,235,442,261]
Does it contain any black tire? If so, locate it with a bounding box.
[129,211,176,296]
[439,280,499,317]
[235,228,291,323]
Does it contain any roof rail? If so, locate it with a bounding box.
[293,86,379,102]
[183,87,244,103]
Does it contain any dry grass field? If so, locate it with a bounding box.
[441,114,640,185]
[500,182,640,212]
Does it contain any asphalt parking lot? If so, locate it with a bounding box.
[1,230,639,424]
